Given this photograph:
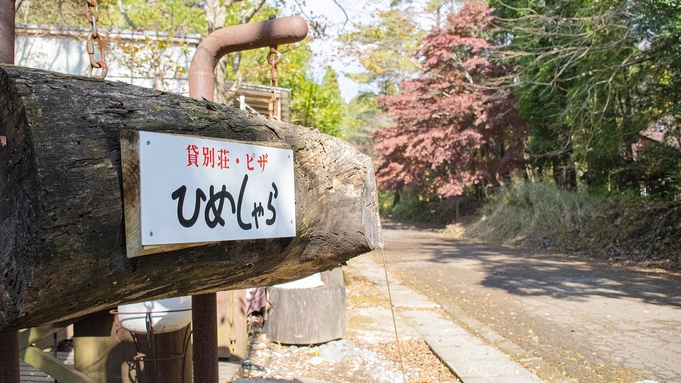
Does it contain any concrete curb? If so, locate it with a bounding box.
[349,255,545,383]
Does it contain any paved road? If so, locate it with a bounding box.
[370,227,681,383]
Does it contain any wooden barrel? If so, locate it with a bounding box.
[264,268,345,345]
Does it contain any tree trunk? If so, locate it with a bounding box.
[552,148,577,191]
[0,65,381,331]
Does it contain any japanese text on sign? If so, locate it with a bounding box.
[139,131,296,246]
[184,143,270,172]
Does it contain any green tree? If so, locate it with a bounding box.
[342,92,390,156]
[315,68,343,136]
[491,0,657,192]
[15,0,84,26]
[238,42,344,136]
[290,66,343,136]
[105,0,206,33]
[338,1,424,95]
[100,0,206,90]
[630,0,681,120]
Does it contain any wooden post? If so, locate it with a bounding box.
[74,310,191,383]
[216,290,247,360]
[154,326,193,383]
[0,331,20,383]
[264,269,346,345]
[192,294,218,383]
[231,290,247,359]
[74,311,133,382]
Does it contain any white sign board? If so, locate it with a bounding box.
[139,131,296,246]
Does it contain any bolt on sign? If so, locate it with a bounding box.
[121,130,296,258]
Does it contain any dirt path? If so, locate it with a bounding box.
[370,227,681,383]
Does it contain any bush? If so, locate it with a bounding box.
[378,190,397,217]
[386,190,443,223]
[378,189,482,225]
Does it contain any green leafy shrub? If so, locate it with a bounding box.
[379,189,482,225]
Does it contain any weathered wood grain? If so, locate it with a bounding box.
[265,268,346,345]
[264,285,346,345]
[0,65,381,331]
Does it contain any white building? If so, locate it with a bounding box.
[14,24,291,121]
[15,24,199,94]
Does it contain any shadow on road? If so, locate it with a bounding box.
[382,228,681,309]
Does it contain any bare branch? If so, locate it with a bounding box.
[332,0,349,31]
[291,0,312,21]
[117,0,138,30]
[241,0,266,24]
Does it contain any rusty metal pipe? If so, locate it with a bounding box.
[189,15,308,100]
[0,0,15,64]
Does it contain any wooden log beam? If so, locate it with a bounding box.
[20,346,95,383]
[18,325,66,350]
[0,65,382,331]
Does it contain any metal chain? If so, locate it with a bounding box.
[85,0,108,79]
[267,46,281,120]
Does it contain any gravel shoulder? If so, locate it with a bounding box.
[227,264,460,383]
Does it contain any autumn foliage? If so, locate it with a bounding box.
[374,2,526,198]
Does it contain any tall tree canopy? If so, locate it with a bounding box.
[289,66,344,136]
[492,0,681,193]
[374,2,526,198]
[338,3,424,96]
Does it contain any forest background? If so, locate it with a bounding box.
[14,0,681,270]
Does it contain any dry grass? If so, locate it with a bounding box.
[463,182,681,271]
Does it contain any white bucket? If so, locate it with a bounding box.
[274,273,324,289]
[117,296,192,334]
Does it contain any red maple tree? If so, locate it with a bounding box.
[374,2,526,198]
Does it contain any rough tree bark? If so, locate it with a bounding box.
[0,65,382,331]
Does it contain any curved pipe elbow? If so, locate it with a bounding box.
[189,15,308,101]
